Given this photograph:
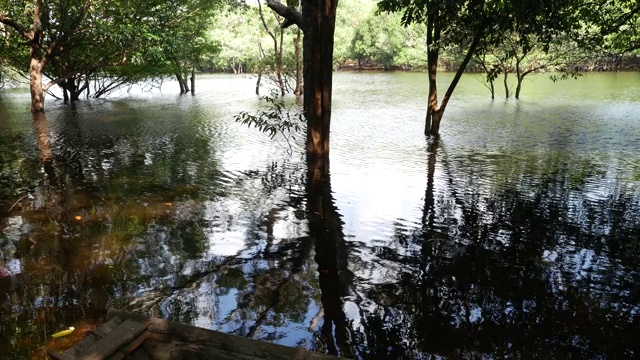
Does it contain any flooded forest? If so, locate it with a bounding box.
[1,0,640,359]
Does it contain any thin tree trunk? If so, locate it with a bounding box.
[277,27,285,96]
[256,71,262,95]
[428,25,484,136]
[258,0,285,96]
[425,49,438,135]
[190,69,195,95]
[294,28,302,97]
[424,9,441,136]
[503,71,510,99]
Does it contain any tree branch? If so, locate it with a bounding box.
[265,0,305,32]
[43,56,127,92]
[0,14,34,40]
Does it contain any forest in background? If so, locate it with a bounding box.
[2,0,640,97]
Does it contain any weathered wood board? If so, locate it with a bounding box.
[47,309,347,360]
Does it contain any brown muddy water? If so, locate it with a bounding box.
[1,72,639,359]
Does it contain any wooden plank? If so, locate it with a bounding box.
[107,309,345,360]
[46,348,65,360]
[124,347,152,360]
[142,339,264,360]
[105,331,151,360]
[49,316,125,360]
[77,319,148,360]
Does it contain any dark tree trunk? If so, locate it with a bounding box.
[176,74,185,93]
[266,0,338,165]
[515,77,523,99]
[302,0,338,167]
[61,77,84,101]
[190,69,195,95]
[425,47,439,136]
[256,71,262,95]
[424,8,441,137]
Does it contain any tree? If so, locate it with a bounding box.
[579,0,640,63]
[378,0,582,136]
[0,0,221,111]
[0,0,131,112]
[351,11,426,70]
[266,0,339,172]
[377,0,493,136]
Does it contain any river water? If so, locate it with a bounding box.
[1,72,639,359]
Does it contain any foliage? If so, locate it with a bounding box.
[351,11,427,68]
[0,0,222,101]
[234,90,305,153]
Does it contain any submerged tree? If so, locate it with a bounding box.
[378,0,582,136]
[0,0,220,111]
[266,0,338,172]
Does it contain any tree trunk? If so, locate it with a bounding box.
[425,48,439,136]
[503,71,510,99]
[29,55,46,113]
[294,28,303,97]
[62,78,83,101]
[515,76,523,99]
[276,28,285,96]
[302,0,338,167]
[256,71,263,95]
[176,74,185,93]
[190,69,195,95]
[431,27,483,136]
[182,74,190,93]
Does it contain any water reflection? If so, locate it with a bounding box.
[348,139,640,359]
[1,74,639,359]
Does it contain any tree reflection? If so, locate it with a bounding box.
[307,157,354,357]
[351,140,640,359]
[0,110,228,358]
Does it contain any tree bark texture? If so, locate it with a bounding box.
[265,0,338,166]
[303,0,338,164]
[29,55,46,113]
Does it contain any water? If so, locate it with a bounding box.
[1,72,639,359]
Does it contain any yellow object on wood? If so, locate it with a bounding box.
[51,327,75,338]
